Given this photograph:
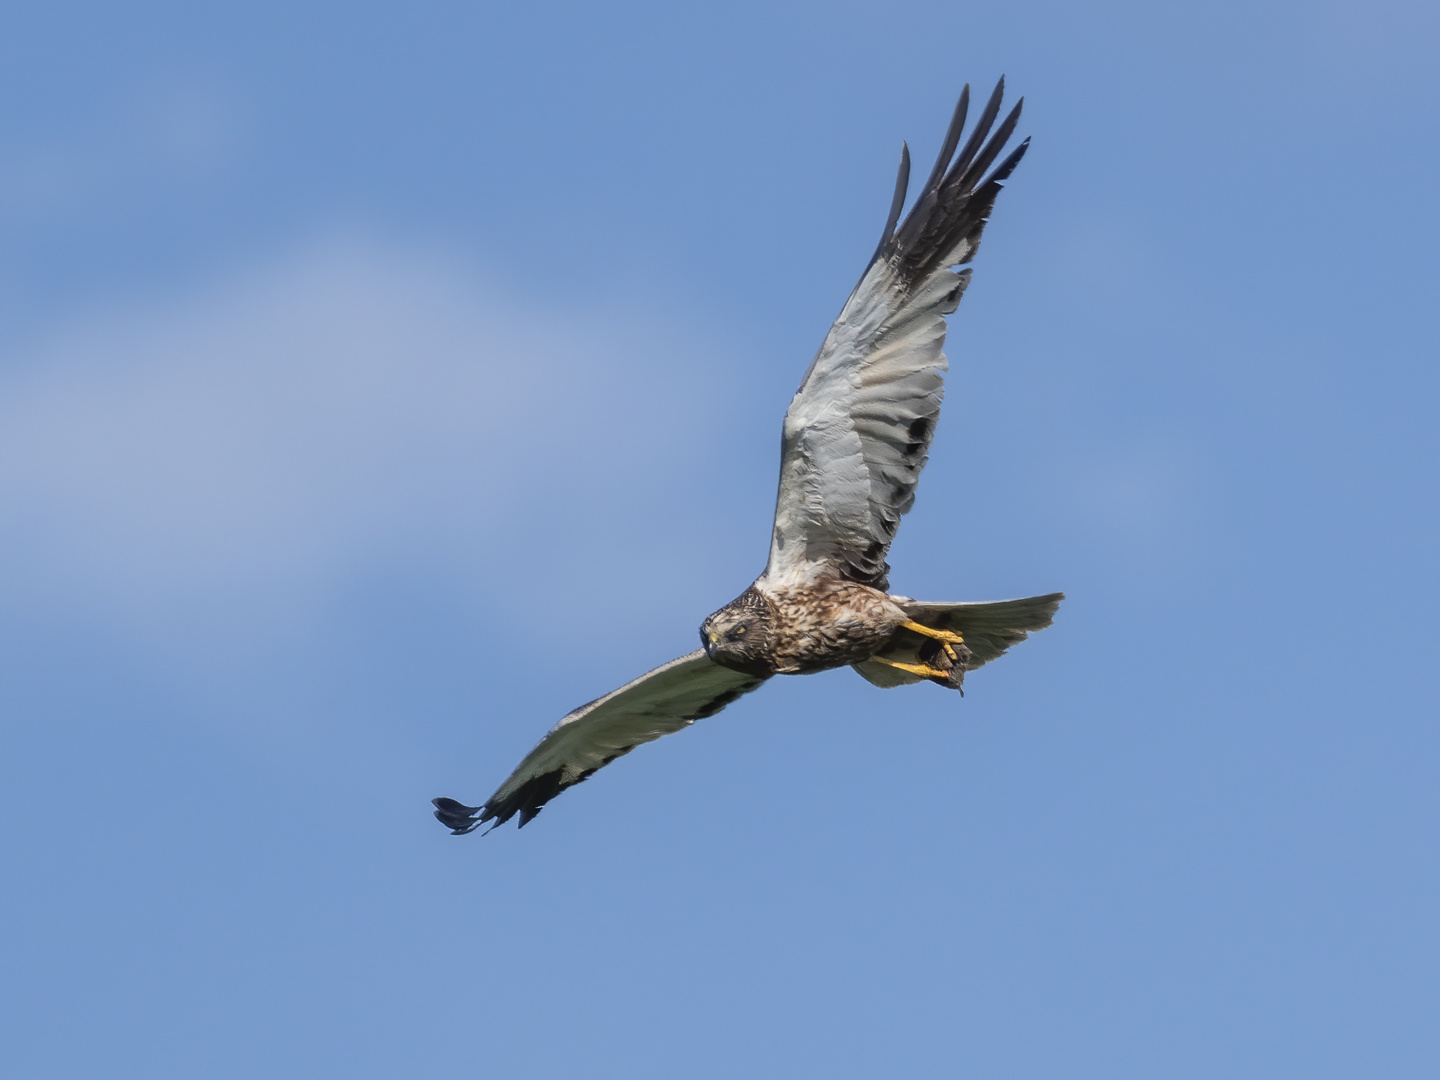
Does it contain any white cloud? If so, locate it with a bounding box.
[0,235,740,684]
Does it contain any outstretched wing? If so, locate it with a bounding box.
[766,79,1028,591]
[433,652,769,833]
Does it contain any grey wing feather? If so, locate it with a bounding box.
[433,652,769,833]
[767,79,1028,590]
[852,592,1064,688]
[916,592,1064,669]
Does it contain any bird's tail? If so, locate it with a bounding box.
[852,591,1064,690]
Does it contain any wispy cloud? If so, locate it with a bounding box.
[0,235,741,691]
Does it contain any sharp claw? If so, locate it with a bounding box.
[873,656,952,680]
[900,619,965,646]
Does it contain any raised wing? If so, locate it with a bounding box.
[433,652,769,833]
[766,79,1028,591]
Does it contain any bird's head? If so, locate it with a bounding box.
[700,587,778,677]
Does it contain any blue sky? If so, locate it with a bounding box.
[2,1,1437,1077]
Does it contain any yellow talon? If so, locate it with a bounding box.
[900,619,965,643]
[873,656,952,681]
[900,619,964,661]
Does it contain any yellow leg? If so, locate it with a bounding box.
[900,620,964,661]
[872,656,952,681]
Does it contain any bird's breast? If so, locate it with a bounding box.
[758,579,907,674]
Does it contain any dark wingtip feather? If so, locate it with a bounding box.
[919,84,970,198]
[867,141,911,268]
[877,77,1028,287]
[432,796,487,835]
[481,770,569,831]
[955,99,1024,192]
[986,135,1030,187]
[942,77,1007,193]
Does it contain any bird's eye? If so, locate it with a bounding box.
[728,626,746,640]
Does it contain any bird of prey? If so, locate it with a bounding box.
[434,78,1063,834]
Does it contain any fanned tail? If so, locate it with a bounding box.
[853,591,1064,689]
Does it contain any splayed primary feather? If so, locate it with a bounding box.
[766,78,1028,591]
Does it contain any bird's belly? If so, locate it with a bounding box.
[773,625,897,674]
[763,581,906,675]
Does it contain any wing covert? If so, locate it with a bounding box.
[766,79,1028,590]
[433,652,769,832]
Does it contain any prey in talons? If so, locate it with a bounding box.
[899,619,966,661]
